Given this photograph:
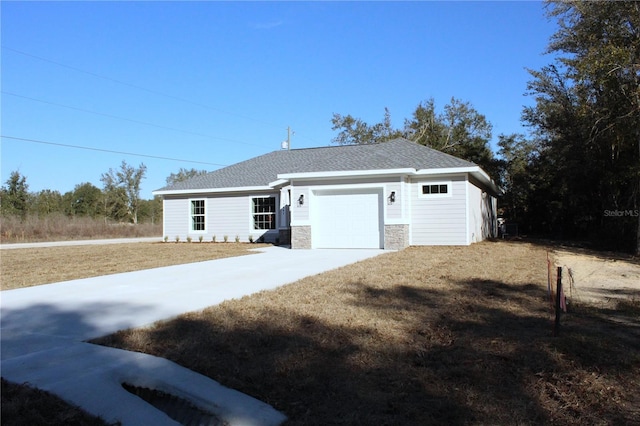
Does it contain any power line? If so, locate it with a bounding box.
[2,91,263,147]
[1,135,228,167]
[2,45,283,129]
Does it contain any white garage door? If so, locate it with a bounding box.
[312,189,383,249]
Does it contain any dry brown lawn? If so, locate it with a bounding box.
[91,241,640,425]
[1,242,266,290]
[1,378,114,426]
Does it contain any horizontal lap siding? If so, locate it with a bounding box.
[164,198,189,240]
[468,183,483,243]
[163,193,277,242]
[410,177,467,245]
[209,196,250,240]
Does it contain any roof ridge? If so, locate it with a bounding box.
[156,137,479,192]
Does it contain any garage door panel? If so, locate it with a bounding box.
[313,190,382,249]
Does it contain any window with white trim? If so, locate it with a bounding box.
[252,197,276,230]
[420,182,452,198]
[190,199,206,231]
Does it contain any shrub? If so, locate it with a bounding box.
[223,235,228,243]
[235,235,240,243]
[164,236,169,243]
[249,235,254,243]
[198,235,203,243]
[212,235,217,243]
[186,236,192,243]
[175,235,180,243]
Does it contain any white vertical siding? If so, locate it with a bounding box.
[410,176,468,245]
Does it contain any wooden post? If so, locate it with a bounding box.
[554,266,562,336]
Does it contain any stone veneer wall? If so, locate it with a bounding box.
[291,226,312,249]
[384,224,410,250]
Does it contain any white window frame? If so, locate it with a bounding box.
[252,196,277,230]
[189,198,207,233]
[418,181,452,198]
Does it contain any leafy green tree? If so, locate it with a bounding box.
[331,98,498,180]
[403,98,446,148]
[166,168,208,186]
[0,171,29,219]
[138,195,163,224]
[524,1,640,252]
[32,189,63,217]
[331,107,402,145]
[101,161,147,224]
[65,182,103,218]
[496,134,539,225]
[405,97,495,177]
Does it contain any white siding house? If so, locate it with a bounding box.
[154,138,501,249]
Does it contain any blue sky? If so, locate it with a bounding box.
[1,1,557,199]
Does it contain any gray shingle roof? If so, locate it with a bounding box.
[156,138,477,192]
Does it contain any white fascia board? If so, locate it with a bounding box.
[152,186,274,196]
[415,166,482,176]
[277,168,416,180]
[415,166,501,196]
[268,179,290,188]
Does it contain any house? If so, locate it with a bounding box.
[153,138,500,249]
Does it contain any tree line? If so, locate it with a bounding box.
[0,161,157,224]
[331,1,639,254]
[0,161,207,230]
[0,162,207,225]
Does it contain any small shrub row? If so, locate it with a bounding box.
[164,234,256,243]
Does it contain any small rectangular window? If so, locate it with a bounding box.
[252,197,276,230]
[420,182,451,197]
[190,199,205,231]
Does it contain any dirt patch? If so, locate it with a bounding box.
[552,247,640,308]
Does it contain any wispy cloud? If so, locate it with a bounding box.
[251,20,284,30]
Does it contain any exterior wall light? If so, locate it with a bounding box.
[388,191,396,204]
[298,194,304,206]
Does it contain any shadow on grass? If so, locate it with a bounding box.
[96,272,640,425]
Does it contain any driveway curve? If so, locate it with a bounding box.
[1,245,388,425]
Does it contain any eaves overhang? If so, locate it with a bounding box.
[414,166,502,196]
[152,185,276,196]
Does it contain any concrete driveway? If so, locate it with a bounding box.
[1,245,387,425]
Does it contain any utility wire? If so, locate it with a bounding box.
[2,91,263,147]
[2,45,283,129]
[1,135,228,167]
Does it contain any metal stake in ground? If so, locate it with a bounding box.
[554,266,562,336]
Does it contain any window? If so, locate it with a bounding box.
[422,184,448,195]
[253,197,276,229]
[420,182,452,198]
[190,199,205,231]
